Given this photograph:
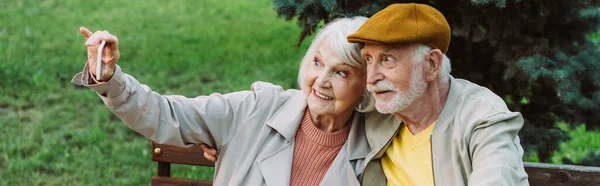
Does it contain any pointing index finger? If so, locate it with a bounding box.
[79,27,92,39]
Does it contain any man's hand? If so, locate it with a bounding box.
[199,143,218,162]
[79,27,120,81]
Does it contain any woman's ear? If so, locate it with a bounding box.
[425,49,443,82]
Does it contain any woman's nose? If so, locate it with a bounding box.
[315,73,332,88]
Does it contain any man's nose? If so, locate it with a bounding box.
[366,63,383,85]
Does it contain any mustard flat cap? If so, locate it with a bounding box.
[347,3,451,53]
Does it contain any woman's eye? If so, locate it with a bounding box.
[337,71,348,77]
[366,56,373,62]
[313,59,321,66]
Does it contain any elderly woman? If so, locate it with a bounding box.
[72,17,371,185]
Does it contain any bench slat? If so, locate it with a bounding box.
[152,143,214,166]
[151,176,213,186]
[525,162,600,185]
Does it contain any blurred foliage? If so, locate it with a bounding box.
[273,0,600,164]
[566,152,600,166]
[552,121,600,166]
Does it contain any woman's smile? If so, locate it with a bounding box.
[314,89,334,100]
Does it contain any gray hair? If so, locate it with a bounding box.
[413,44,452,85]
[356,44,452,112]
[297,16,370,108]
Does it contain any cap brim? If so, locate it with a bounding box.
[348,37,394,44]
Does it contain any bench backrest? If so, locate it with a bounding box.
[151,142,214,186]
[150,142,600,186]
[524,162,600,185]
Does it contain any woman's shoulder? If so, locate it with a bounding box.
[245,81,304,107]
[250,81,303,97]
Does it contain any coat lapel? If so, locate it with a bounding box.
[320,113,370,186]
[258,91,306,186]
[433,76,459,133]
[361,112,402,185]
[345,113,371,161]
[364,112,402,160]
[258,143,295,186]
[265,91,307,140]
[320,148,360,186]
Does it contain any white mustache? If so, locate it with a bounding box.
[367,80,397,92]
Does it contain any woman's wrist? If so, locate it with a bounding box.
[89,64,115,83]
[89,71,102,84]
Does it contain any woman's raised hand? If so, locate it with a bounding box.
[79,27,120,81]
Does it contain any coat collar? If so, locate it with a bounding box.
[265,91,307,140]
[433,76,460,133]
[364,112,402,159]
[344,112,371,160]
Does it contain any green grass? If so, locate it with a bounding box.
[1,0,309,185]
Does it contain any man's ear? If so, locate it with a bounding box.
[425,49,443,82]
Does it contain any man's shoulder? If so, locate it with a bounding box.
[450,78,521,127]
[452,78,509,113]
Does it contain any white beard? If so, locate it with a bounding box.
[367,63,427,114]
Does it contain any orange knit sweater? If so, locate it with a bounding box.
[289,110,352,186]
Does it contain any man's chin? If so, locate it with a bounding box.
[375,101,412,114]
[374,104,395,114]
[373,96,389,103]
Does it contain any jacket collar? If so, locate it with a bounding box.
[344,112,371,160]
[364,112,402,159]
[265,91,307,140]
[433,76,460,133]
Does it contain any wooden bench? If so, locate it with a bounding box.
[150,142,600,186]
[151,142,214,186]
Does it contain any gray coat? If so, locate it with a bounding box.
[72,64,370,186]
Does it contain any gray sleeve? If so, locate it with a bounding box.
[468,112,530,186]
[71,64,261,149]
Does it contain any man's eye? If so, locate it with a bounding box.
[384,57,393,62]
[337,71,348,77]
[366,56,373,62]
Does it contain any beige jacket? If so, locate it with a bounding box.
[71,64,371,186]
[360,76,529,186]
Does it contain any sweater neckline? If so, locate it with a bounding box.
[298,109,351,147]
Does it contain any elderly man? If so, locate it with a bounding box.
[349,3,529,186]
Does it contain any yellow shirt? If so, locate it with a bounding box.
[381,122,436,186]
